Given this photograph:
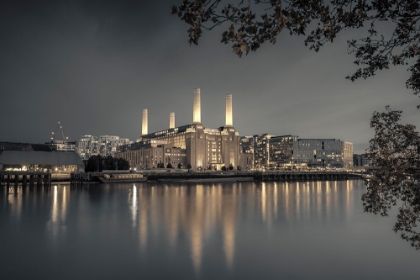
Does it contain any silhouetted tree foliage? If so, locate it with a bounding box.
[86,155,130,172]
[103,155,115,170]
[222,166,227,171]
[229,163,234,170]
[172,0,420,102]
[363,107,420,249]
[237,165,241,171]
[117,158,130,170]
[178,162,183,169]
[187,163,192,169]
[157,162,165,168]
[86,155,102,172]
[167,162,173,168]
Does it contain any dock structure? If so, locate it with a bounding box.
[141,170,362,182]
[0,171,51,188]
[70,172,90,186]
[251,171,359,181]
[64,171,363,184]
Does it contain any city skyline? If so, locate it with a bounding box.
[1,0,419,154]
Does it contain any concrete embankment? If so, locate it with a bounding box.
[155,177,254,183]
[68,171,363,185]
[145,171,361,182]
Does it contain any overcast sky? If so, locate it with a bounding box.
[1,0,419,153]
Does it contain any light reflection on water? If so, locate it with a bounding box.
[1,180,420,280]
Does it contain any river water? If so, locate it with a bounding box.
[0,180,419,279]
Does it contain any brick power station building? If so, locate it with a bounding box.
[115,89,252,170]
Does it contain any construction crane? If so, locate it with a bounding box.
[50,122,68,142]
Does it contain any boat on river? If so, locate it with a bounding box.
[99,173,147,183]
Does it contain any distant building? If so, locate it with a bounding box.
[240,137,353,169]
[252,134,272,168]
[0,141,84,172]
[116,89,252,170]
[0,150,84,173]
[0,142,52,152]
[240,134,297,169]
[76,135,99,160]
[99,135,132,158]
[239,136,254,169]
[353,154,371,167]
[76,135,132,160]
[293,139,353,168]
[268,135,298,167]
[47,140,76,152]
[118,142,187,169]
[0,142,32,151]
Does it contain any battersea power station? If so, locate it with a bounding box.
[116,88,252,170]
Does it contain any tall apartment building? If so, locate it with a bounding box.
[240,134,297,169]
[76,135,99,160]
[99,135,132,158]
[76,135,132,160]
[269,135,298,166]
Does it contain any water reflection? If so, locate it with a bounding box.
[129,185,137,229]
[8,187,23,220]
[120,180,358,272]
[138,185,148,251]
[122,183,241,272]
[48,185,69,243]
[2,180,365,278]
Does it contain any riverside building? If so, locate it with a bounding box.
[293,139,353,168]
[240,134,298,169]
[240,136,353,169]
[116,88,252,170]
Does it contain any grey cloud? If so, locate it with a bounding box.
[0,0,418,154]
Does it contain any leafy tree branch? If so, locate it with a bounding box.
[172,0,420,100]
[364,106,420,249]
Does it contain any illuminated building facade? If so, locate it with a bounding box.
[0,150,84,172]
[116,89,251,170]
[293,139,353,168]
[76,135,132,160]
[269,135,298,166]
[240,134,297,169]
[47,140,76,152]
[75,135,99,159]
[240,136,353,169]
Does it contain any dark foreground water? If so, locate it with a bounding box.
[0,180,419,280]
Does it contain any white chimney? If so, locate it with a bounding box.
[169,112,175,129]
[142,109,148,135]
[226,94,233,126]
[193,88,201,124]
